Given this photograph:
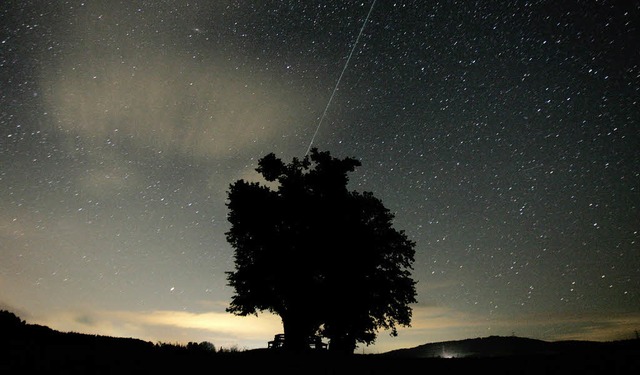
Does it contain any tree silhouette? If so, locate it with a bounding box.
[0,309,25,337]
[225,149,417,352]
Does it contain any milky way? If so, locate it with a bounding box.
[1,1,638,351]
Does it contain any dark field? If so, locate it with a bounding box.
[4,348,639,374]
[3,335,639,374]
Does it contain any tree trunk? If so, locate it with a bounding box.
[281,314,309,351]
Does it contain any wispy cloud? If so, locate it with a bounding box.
[39,2,306,163]
[370,305,640,353]
[13,301,640,354]
[31,307,282,347]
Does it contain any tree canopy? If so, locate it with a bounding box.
[225,148,417,352]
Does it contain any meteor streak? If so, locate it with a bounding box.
[305,0,377,155]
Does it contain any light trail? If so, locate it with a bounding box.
[305,0,377,155]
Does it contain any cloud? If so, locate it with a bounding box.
[133,310,281,336]
[39,2,306,161]
[43,58,299,158]
[31,307,282,347]
[526,312,640,342]
[75,148,144,196]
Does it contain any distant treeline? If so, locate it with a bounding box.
[0,310,248,374]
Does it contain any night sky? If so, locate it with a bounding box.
[1,1,638,352]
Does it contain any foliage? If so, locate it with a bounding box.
[187,341,217,352]
[225,149,417,352]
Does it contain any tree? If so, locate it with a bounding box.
[225,149,417,352]
[0,310,25,337]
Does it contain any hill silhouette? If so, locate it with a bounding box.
[384,335,639,359]
[2,310,638,374]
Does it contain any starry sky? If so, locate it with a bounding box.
[1,1,638,353]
